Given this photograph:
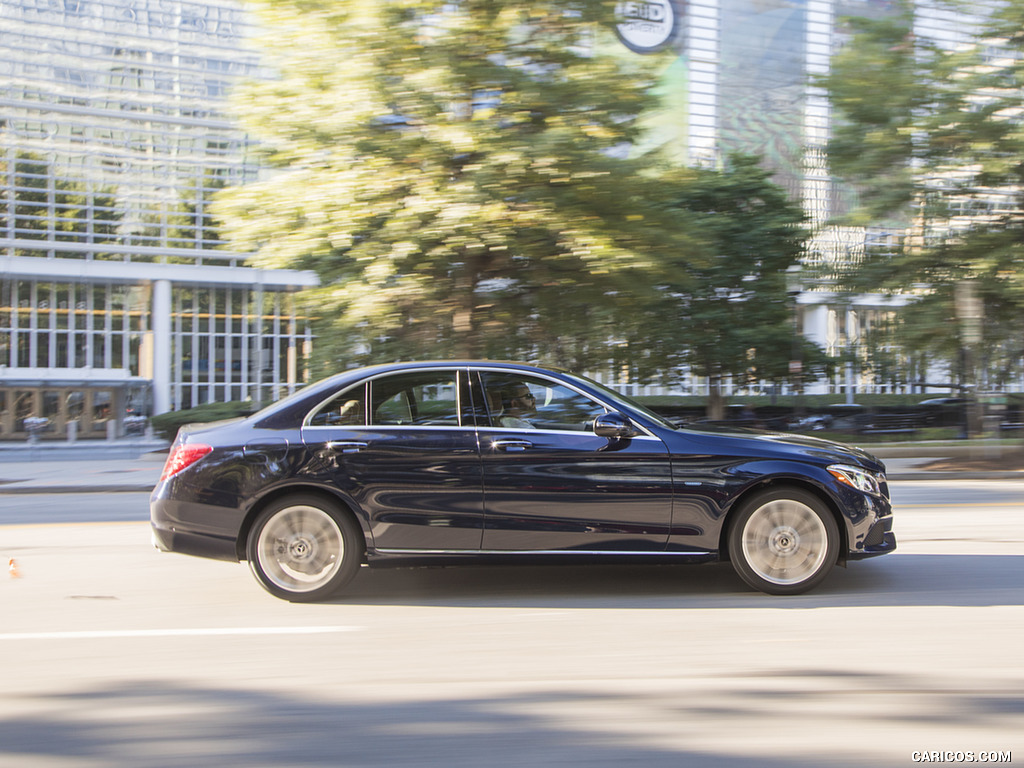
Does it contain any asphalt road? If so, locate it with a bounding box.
[0,482,1021,767]
[0,492,152,525]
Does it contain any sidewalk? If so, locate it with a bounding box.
[879,456,1022,481]
[870,443,1024,481]
[0,439,1020,494]
[0,439,168,493]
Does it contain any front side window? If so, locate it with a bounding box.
[480,372,606,431]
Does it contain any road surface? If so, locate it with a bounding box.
[0,481,1020,767]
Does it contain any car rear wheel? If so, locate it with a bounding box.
[246,495,362,602]
[728,488,839,595]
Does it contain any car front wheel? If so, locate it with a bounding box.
[728,488,839,595]
[246,495,362,602]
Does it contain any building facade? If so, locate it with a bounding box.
[0,0,317,440]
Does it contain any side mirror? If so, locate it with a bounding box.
[594,412,638,439]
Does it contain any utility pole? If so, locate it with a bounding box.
[955,280,982,438]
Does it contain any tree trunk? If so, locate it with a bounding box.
[451,253,484,359]
[706,375,725,421]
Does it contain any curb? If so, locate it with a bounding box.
[887,472,1024,482]
[0,447,168,463]
[0,485,155,495]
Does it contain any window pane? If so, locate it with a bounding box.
[371,372,459,426]
[480,372,605,431]
[307,384,366,427]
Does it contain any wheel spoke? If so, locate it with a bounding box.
[791,516,821,540]
[310,518,334,543]
[286,509,306,539]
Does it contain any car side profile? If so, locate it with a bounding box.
[150,361,895,601]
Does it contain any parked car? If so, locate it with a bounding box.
[151,361,896,601]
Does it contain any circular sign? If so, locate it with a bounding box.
[615,0,681,54]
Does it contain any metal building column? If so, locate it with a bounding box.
[152,279,172,415]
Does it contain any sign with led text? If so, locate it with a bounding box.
[615,0,681,54]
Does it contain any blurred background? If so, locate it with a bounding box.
[2,0,1022,446]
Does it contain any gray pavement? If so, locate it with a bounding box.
[0,440,168,493]
[0,439,1020,494]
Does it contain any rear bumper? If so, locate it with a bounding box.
[150,489,246,563]
[151,521,239,562]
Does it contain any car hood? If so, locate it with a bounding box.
[673,424,885,472]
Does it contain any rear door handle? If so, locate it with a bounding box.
[493,439,532,452]
[326,441,369,454]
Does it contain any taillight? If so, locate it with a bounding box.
[160,443,213,481]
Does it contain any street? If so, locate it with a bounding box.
[0,481,1021,767]
[0,492,152,525]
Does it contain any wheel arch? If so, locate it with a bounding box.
[718,476,849,565]
[235,483,370,562]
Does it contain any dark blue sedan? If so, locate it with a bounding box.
[151,361,895,601]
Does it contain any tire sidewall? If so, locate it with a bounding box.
[246,494,362,602]
[727,487,840,596]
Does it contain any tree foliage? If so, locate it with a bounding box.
[637,155,823,411]
[215,0,819,406]
[822,0,1024,388]
[216,0,678,372]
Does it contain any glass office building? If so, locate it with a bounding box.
[0,0,316,440]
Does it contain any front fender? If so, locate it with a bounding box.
[715,459,891,557]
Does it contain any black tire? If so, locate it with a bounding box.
[246,494,363,602]
[727,487,839,595]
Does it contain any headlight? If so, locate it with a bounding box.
[827,464,883,496]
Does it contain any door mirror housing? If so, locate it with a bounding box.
[594,412,638,439]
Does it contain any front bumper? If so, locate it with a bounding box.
[847,514,897,559]
[834,479,896,560]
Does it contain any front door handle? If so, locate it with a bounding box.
[493,439,533,452]
[326,441,369,454]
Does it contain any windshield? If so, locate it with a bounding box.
[567,372,679,431]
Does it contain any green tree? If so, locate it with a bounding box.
[822,0,1024,397]
[644,155,828,417]
[215,0,819,416]
[214,0,701,375]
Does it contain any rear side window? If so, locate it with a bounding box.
[370,372,459,426]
